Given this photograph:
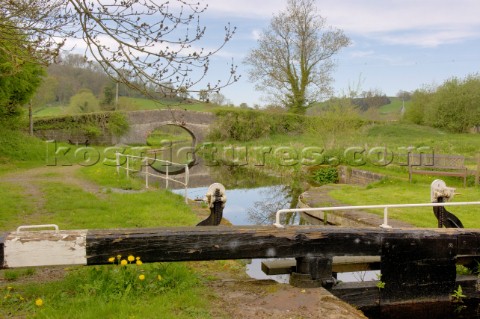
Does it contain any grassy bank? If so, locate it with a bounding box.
[0,128,221,318]
[33,97,216,117]
[0,127,46,174]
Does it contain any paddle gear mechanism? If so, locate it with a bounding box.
[431,179,464,228]
[197,183,227,226]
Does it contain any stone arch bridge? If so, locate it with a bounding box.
[34,109,215,146]
[115,109,215,145]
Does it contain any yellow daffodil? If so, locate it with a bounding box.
[157,275,162,281]
[35,298,43,307]
[120,259,128,266]
[139,274,145,281]
[136,256,141,261]
[136,260,143,266]
[108,257,115,263]
[128,255,135,262]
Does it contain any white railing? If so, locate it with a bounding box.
[273,201,480,228]
[115,152,189,203]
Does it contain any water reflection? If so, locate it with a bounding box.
[246,185,291,225]
[178,185,295,226]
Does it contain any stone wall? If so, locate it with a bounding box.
[33,109,216,145]
[34,129,115,145]
[337,166,384,185]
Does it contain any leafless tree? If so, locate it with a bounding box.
[244,0,350,114]
[1,0,239,97]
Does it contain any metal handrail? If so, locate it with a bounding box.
[273,201,480,229]
[17,224,59,234]
[115,152,189,203]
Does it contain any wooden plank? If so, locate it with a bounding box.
[458,232,480,255]
[333,256,381,273]
[86,226,385,264]
[331,276,479,308]
[330,281,380,308]
[1,226,479,268]
[4,230,87,268]
[262,256,381,275]
[380,236,457,302]
[85,226,476,265]
[262,259,296,275]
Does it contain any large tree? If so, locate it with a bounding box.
[0,24,44,121]
[1,0,238,99]
[244,0,350,114]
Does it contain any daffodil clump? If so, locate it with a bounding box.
[1,285,43,313]
[79,255,188,301]
[1,258,201,317]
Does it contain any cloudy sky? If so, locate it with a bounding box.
[197,0,480,106]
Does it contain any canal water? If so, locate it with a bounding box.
[170,164,379,284]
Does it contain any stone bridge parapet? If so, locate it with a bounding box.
[34,109,216,146]
[115,109,215,145]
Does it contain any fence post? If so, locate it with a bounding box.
[380,207,392,229]
[116,152,120,175]
[165,164,169,189]
[126,156,129,179]
[144,157,149,189]
[476,153,480,186]
[184,164,189,204]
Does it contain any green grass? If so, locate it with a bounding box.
[0,155,214,318]
[219,122,480,160]
[33,97,218,117]
[33,105,66,117]
[328,178,480,228]
[146,128,193,146]
[0,127,46,165]
[39,182,196,229]
[1,262,212,318]
[378,97,410,114]
[127,97,215,112]
[0,183,40,230]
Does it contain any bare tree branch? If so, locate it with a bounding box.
[1,0,239,98]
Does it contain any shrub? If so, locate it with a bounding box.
[68,89,101,114]
[34,111,129,139]
[312,166,338,185]
[107,112,129,137]
[207,108,308,141]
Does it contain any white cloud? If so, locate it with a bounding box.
[375,29,479,47]
[204,0,282,18]
[204,0,480,47]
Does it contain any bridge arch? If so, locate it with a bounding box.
[114,109,215,145]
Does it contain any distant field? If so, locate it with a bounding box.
[33,97,217,117]
[33,105,67,117]
[379,97,410,114]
